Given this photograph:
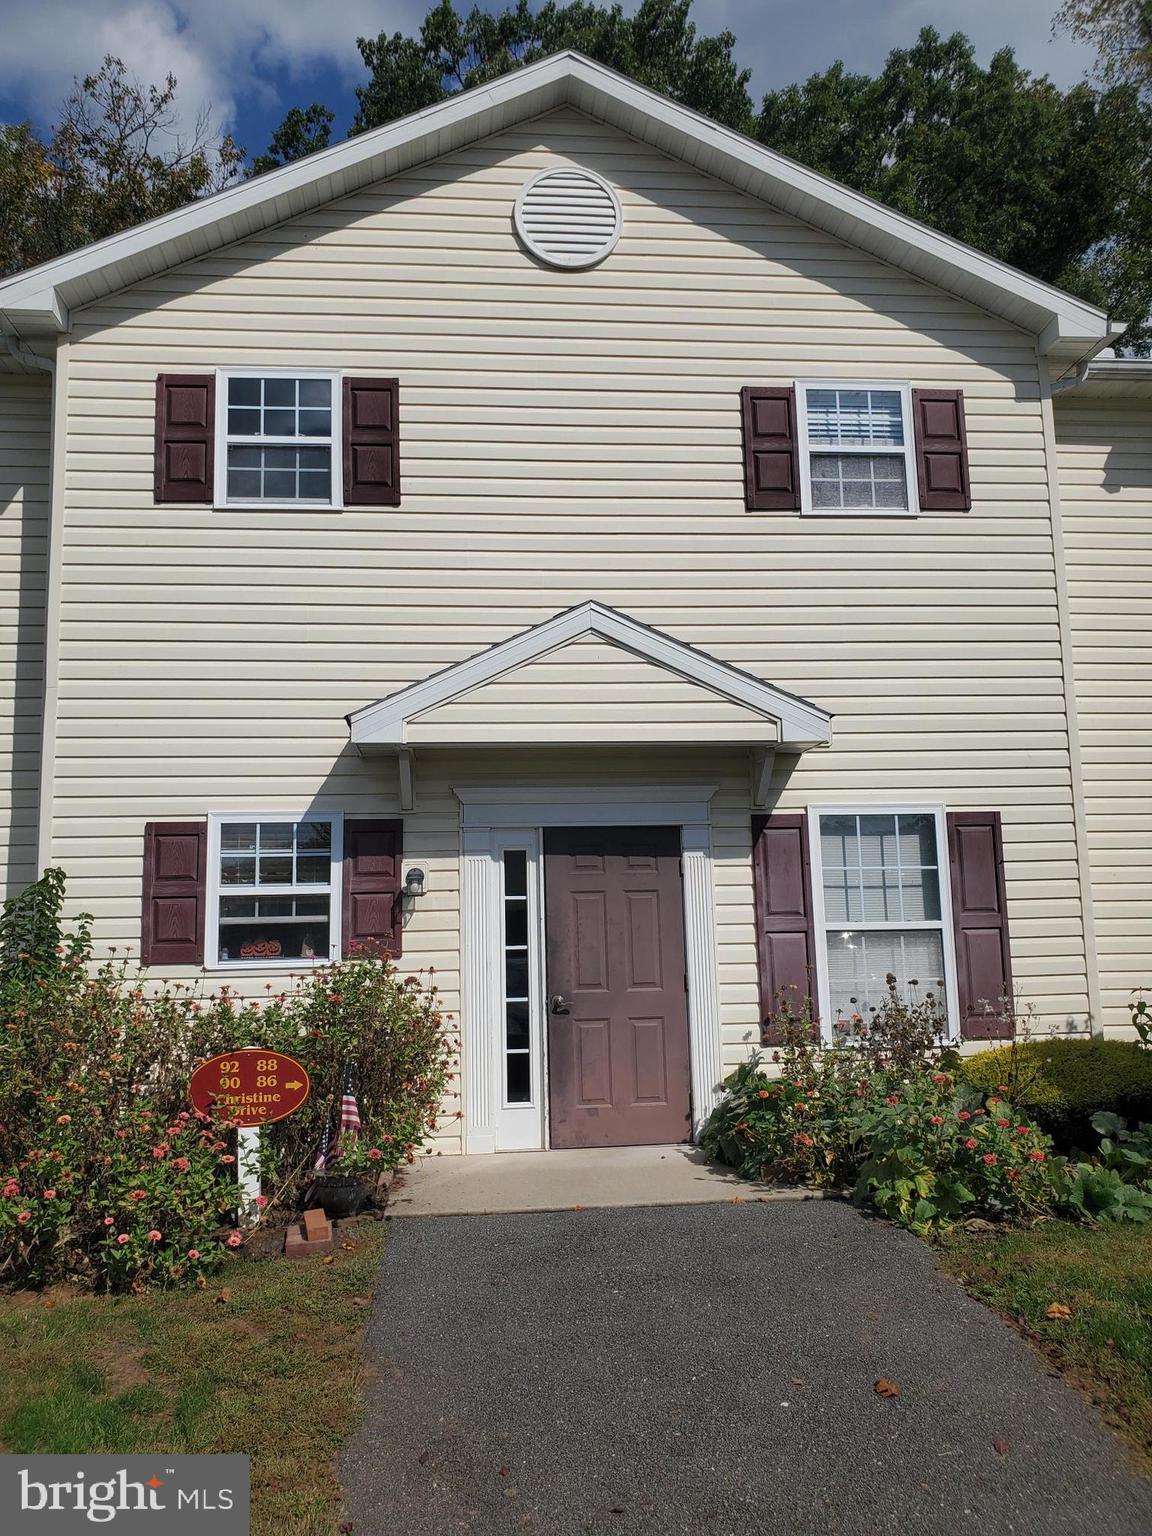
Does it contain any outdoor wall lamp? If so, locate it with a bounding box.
[403,866,427,899]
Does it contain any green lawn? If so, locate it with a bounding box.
[0,1226,384,1536]
[938,1221,1152,1464]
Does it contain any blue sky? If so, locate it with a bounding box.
[0,0,1098,162]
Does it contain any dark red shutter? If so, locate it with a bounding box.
[740,386,801,511]
[141,822,207,965]
[154,375,214,503]
[343,378,400,506]
[913,389,971,511]
[947,811,1013,1039]
[752,813,817,1043]
[343,819,403,957]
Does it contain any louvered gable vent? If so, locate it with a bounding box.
[514,166,622,269]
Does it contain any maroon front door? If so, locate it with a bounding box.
[544,827,692,1148]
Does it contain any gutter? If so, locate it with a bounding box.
[1051,324,1127,394]
[2,333,55,374]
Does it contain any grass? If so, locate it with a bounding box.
[938,1220,1152,1463]
[0,1224,385,1536]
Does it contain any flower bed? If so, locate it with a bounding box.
[0,870,455,1291]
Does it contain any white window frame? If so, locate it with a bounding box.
[794,380,917,517]
[214,367,343,510]
[206,811,344,971]
[807,803,959,1042]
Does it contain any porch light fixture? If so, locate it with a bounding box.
[404,866,427,898]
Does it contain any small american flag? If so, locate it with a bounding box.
[313,1105,336,1172]
[336,1063,361,1160]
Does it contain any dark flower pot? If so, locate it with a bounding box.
[309,1173,372,1219]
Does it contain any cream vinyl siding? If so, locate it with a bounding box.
[1056,397,1152,1033]
[0,376,50,897]
[406,636,779,742]
[52,107,1090,1149]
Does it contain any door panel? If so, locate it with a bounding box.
[545,826,692,1148]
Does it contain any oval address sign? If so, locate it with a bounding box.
[189,1049,311,1127]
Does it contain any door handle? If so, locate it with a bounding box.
[550,993,570,1015]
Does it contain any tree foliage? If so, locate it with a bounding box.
[351,0,753,134]
[0,56,242,278]
[250,103,335,177]
[1056,0,1152,88]
[757,28,1152,348]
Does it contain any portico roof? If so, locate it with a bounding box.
[347,601,832,752]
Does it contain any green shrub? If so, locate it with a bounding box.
[961,1039,1152,1150]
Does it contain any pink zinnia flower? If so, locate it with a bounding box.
[56,1114,71,1125]
[187,1249,200,1261]
[103,1215,114,1226]
[1030,1150,1046,1163]
[957,1111,972,1122]
[226,1232,242,1248]
[982,1154,998,1166]
[42,1189,56,1200]
[997,1119,1010,1128]
[254,1194,269,1208]
[147,1230,162,1242]
[171,1157,190,1172]
[884,1095,900,1106]
[929,1115,944,1126]
[368,1148,382,1161]
[117,1233,129,1245]
[964,1138,978,1150]
[219,1154,235,1166]
[16,1210,31,1224]
[151,1145,168,1159]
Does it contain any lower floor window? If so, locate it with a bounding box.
[812,808,949,1031]
[211,815,341,965]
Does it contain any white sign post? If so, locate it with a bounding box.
[237,1124,261,1225]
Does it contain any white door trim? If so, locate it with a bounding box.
[457,785,723,1153]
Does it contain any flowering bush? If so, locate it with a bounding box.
[701,977,1058,1232]
[0,870,455,1291]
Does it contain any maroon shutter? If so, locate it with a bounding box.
[343,378,400,506]
[740,386,800,511]
[947,811,1013,1040]
[752,813,817,1043]
[343,819,403,957]
[141,822,207,966]
[154,375,214,503]
[913,389,971,511]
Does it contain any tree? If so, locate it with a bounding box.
[1056,0,1152,89]
[250,103,335,176]
[351,0,753,136]
[757,28,1152,349]
[0,56,242,278]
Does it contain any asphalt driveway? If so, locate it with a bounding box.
[342,1200,1152,1535]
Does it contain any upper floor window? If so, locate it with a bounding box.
[795,382,915,515]
[216,370,341,508]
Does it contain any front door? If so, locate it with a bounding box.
[544,826,692,1148]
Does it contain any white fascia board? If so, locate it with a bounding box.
[0,52,1110,347]
[348,601,833,748]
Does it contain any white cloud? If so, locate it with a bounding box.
[0,0,426,138]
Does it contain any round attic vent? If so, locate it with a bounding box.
[513,166,622,269]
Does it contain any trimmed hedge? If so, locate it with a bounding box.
[962,1039,1152,1150]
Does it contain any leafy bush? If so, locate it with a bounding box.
[961,1039,1152,1150]
[0,871,455,1291]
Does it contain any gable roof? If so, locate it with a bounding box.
[0,52,1114,359]
[347,601,833,749]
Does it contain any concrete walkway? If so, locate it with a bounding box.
[387,1143,812,1216]
[344,1201,1152,1535]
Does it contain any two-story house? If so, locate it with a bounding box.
[1,53,1148,1155]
